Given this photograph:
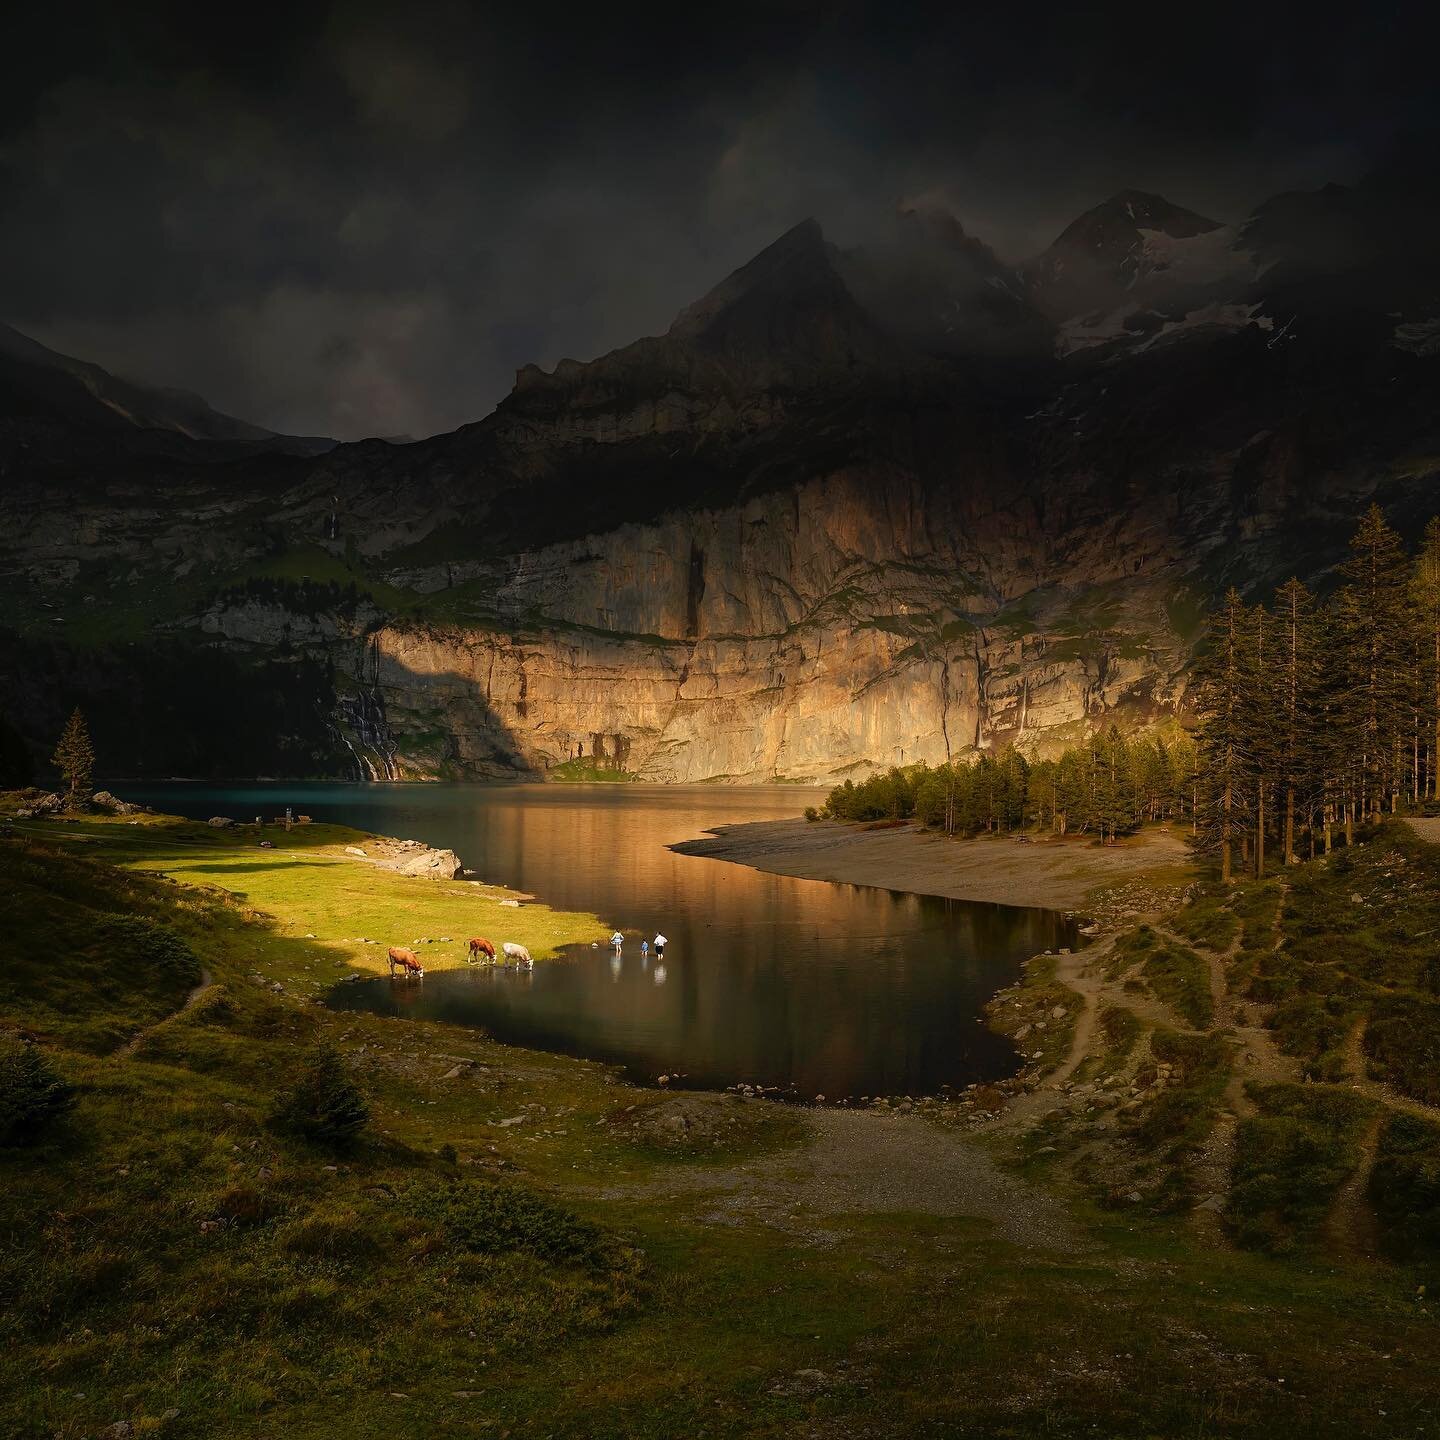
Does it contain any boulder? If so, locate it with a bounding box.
[207,816,236,828]
[92,791,142,814]
[15,791,63,818]
[393,847,463,879]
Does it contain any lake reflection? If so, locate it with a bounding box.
[124,783,1078,1097]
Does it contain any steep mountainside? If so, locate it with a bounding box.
[0,322,334,469]
[2,175,1439,782]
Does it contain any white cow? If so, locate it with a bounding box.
[502,942,533,969]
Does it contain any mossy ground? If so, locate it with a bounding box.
[2,807,1438,1438]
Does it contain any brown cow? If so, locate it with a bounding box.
[387,946,424,978]
[467,937,497,963]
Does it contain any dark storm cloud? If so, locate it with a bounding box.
[2,1,1436,439]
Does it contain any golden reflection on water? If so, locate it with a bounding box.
[133,783,1077,1098]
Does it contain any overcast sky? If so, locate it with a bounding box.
[2,1,1436,440]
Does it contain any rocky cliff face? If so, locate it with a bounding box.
[3,176,1439,782]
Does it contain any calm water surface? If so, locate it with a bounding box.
[125,783,1078,1098]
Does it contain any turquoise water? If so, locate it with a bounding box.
[124,783,1077,1098]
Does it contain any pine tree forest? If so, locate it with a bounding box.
[823,505,1440,883]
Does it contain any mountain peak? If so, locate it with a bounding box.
[1028,191,1226,322]
[1050,191,1222,252]
[668,219,831,339]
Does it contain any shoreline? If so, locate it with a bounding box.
[671,817,1192,913]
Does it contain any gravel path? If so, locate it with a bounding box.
[596,1105,1087,1253]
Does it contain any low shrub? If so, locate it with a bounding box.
[1129,1029,1231,1155]
[1369,1112,1440,1271]
[1364,994,1440,1106]
[1228,1083,1374,1253]
[403,1179,609,1267]
[0,1038,74,1145]
[1268,992,1355,1080]
[1143,942,1213,1029]
[1171,888,1239,951]
[94,913,202,984]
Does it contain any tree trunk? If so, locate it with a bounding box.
[1220,777,1233,884]
[1284,785,1295,865]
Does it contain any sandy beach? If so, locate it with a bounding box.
[671,817,1191,911]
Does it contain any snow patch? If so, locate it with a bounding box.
[1393,317,1440,357]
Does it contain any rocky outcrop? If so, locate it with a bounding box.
[92,790,143,814]
[15,791,63,818]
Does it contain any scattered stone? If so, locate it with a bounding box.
[345,846,366,857]
[1050,1005,1067,1020]
[15,791,63,819]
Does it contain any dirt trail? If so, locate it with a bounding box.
[117,969,214,1057]
[1340,1014,1440,1124]
[1326,1113,1383,1260]
[997,947,1105,1130]
[594,1105,1087,1254]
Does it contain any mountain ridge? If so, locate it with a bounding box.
[1,170,1437,782]
[0,321,335,460]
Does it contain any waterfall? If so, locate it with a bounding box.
[332,635,400,781]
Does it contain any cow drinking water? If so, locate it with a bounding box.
[387,946,424,979]
[501,942,533,970]
[467,937,497,963]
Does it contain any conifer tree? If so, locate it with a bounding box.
[270,1044,369,1146]
[1412,517,1440,798]
[1193,588,1252,882]
[50,707,94,805]
[1272,578,1319,862]
[1335,504,1410,821]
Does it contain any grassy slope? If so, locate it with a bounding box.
[3,813,607,979]
[2,810,1439,1438]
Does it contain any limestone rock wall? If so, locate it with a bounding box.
[341,469,1191,781]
